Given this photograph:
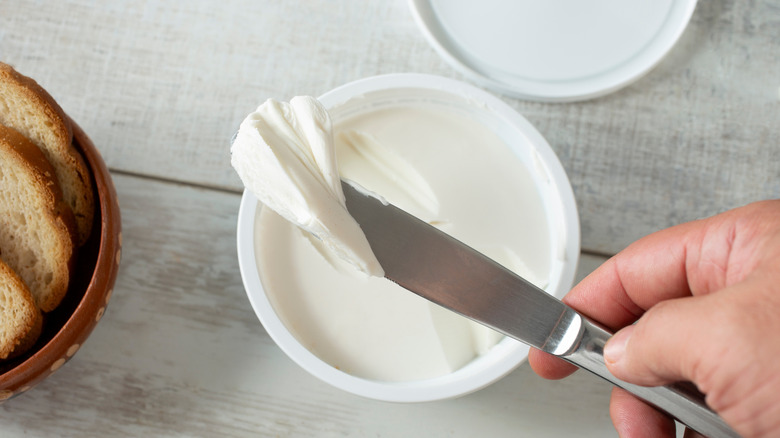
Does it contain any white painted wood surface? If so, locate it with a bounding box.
[1,0,775,435]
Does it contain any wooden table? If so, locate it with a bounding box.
[1,1,777,436]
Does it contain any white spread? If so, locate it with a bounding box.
[231,97,383,277]
[249,99,552,382]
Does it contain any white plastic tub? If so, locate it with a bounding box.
[236,73,580,402]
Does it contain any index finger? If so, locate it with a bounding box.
[530,207,742,379]
[566,202,757,330]
[564,223,692,331]
[529,220,697,379]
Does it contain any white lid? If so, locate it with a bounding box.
[409,0,697,101]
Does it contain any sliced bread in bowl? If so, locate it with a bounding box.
[0,259,42,360]
[0,62,94,246]
[0,123,76,313]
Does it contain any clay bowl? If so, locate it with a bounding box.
[0,119,121,400]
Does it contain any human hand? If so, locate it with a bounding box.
[528,200,780,438]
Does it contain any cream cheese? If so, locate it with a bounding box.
[231,96,383,277]
[252,100,551,382]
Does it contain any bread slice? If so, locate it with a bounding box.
[0,259,42,360]
[0,62,94,245]
[0,124,76,312]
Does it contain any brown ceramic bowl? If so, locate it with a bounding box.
[0,119,121,400]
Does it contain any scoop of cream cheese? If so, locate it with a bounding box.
[231,96,383,277]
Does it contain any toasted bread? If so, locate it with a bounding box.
[0,62,94,245]
[0,259,42,360]
[0,124,76,312]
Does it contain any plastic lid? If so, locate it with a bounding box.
[409,0,697,101]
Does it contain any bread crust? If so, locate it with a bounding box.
[0,62,94,245]
[0,124,76,313]
[0,259,42,360]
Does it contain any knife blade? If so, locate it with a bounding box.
[342,180,739,438]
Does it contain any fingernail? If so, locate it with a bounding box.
[604,325,634,365]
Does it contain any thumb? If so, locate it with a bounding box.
[602,296,718,388]
[602,279,780,438]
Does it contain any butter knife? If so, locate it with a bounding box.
[342,181,739,438]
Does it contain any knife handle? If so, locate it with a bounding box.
[561,318,740,438]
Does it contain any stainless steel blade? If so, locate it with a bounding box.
[341,181,582,356]
[341,180,739,438]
